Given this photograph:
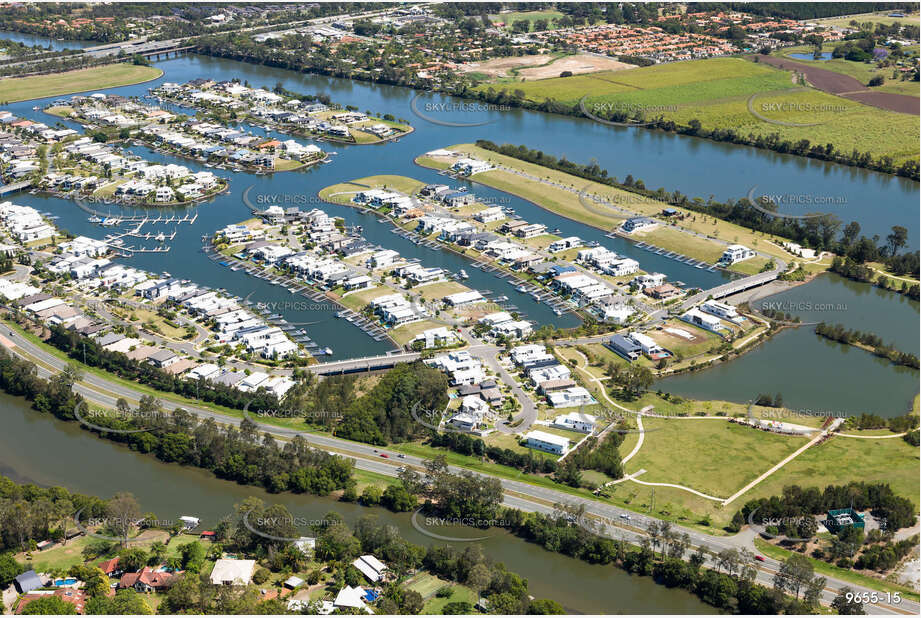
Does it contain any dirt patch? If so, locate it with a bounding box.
[752,54,919,115]
[518,53,636,80]
[842,90,919,115]
[459,53,635,81]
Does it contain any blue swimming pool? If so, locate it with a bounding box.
[363,589,380,602]
[54,578,78,586]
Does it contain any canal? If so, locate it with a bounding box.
[0,392,712,615]
[658,273,919,417]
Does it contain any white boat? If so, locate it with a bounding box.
[458,269,469,279]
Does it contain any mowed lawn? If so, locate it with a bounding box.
[0,64,163,102]
[480,56,918,165]
[624,417,808,498]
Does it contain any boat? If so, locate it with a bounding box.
[495,295,508,302]
[458,269,468,279]
[323,347,333,355]
[516,285,528,293]
[87,216,102,223]
[552,228,561,234]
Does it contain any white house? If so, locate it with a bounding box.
[452,157,492,175]
[700,300,740,321]
[681,308,727,334]
[553,411,597,433]
[547,386,596,409]
[209,559,255,586]
[719,244,755,265]
[524,430,570,455]
[627,331,665,357]
[352,555,387,583]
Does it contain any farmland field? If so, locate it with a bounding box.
[479,57,919,164]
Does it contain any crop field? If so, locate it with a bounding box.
[480,57,919,164]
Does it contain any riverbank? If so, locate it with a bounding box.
[0,64,163,102]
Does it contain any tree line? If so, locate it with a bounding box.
[731,481,916,534]
[814,322,920,369]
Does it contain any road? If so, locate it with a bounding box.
[0,325,914,615]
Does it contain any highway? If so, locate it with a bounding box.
[0,324,915,615]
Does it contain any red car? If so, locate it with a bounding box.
[755,555,766,562]
[379,453,389,458]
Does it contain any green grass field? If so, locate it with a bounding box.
[624,417,809,498]
[0,64,163,103]
[478,56,919,165]
[488,9,565,31]
[811,10,920,28]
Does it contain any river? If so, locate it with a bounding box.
[0,392,711,615]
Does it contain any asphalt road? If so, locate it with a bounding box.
[1,325,916,615]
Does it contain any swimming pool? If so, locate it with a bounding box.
[54,578,78,586]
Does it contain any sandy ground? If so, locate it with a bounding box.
[459,53,635,81]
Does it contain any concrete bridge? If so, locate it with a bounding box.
[308,352,420,375]
[680,269,781,311]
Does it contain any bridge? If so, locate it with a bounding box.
[679,268,782,311]
[0,181,34,197]
[308,352,421,375]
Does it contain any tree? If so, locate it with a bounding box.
[528,599,565,614]
[118,547,148,572]
[21,596,77,614]
[831,587,865,614]
[465,563,490,596]
[887,226,908,256]
[0,553,22,588]
[773,553,814,600]
[105,493,141,545]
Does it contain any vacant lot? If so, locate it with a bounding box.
[625,417,808,498]
[0,64,162,102]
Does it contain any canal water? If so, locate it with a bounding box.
[658,273,919,417]
[0,391,711,615]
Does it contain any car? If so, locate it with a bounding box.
[619,514,630,520]
[397,453,406,459]
[379,453,389,458]
[755,555,765,562]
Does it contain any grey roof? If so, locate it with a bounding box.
[14,570,43,594]
[96,332,126,347]
[212,371,245,387]
[149,349,178,362]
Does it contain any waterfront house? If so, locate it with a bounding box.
[681,308,728,334]
[620,216,658,234]
[718,244,755,265]
[607,334,642,361]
